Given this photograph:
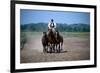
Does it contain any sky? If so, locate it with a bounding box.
[20,9,90,25]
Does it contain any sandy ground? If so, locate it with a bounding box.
[21,34,90,63]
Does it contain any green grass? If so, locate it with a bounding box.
[21,31,90,39]
[61,32,90,38]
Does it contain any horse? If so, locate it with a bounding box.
[47,29,56,53]
[42,32,48,53]
[55,31,63,53]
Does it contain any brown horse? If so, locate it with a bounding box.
[42,30,63,53]
[42,32,48,53]
[47,29,56,53]
[55,31,63,53]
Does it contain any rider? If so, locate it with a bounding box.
[48,19,56,33]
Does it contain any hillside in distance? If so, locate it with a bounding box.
[21,23,90,32]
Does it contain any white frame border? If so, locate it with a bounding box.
[15,4,95,69]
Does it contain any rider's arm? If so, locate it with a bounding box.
[48,22,50,29]
[54,22,56,28]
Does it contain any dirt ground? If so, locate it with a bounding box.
[20,33,90,63]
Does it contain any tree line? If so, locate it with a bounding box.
[21,23,90,32]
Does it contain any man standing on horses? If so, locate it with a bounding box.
[48,19,56,33]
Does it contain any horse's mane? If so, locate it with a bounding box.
[48,30,54,37]
[56,31,63,42]
[43,32,48,39]
[56,31,60,38]
[47,29,56,43]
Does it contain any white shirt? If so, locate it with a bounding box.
[48,22,56,29]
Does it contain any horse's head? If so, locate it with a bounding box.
[43,32,47,36]
[48,29,56,41]
[48,29,53,35]
[56,30,59,35]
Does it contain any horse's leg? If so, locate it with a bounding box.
[46,45,48,53]
[50,43,52,53]
[61,42,63,52]
[43,46,46,53]
[58,43,60,53]
[56,44,58,53]
[54,44,56,53]
[51,44,54,53]
[52,44,54,53]
[55,44,57,53]
[50,44,52,53]
[57,44,59,53]
[48,43,51,53]
[47,43,49,53]
[53,44,55,53]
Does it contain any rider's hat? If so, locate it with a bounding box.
[51,19,54,22]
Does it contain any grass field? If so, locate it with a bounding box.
[20,32,90,63]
